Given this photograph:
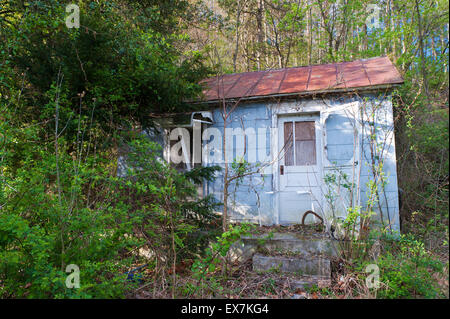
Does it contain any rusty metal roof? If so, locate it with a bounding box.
[200,56,403,102]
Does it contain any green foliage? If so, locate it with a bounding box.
[0,113,220,297]
[356,233,446,299]
[0,0,220,298]
[186,223,254,296]
[323,168,355,220]
[1,0,211,134]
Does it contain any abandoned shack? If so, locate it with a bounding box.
[160,56,404,232]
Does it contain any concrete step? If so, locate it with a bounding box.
[289,276,332,290]
[252,253,331,277]
[232,232,338,262]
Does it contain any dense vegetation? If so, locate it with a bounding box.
[0,0,448,298]
[0,0,222,298]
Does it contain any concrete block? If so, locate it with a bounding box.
[252,254,331,277]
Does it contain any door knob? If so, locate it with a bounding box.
[280,165,284,175]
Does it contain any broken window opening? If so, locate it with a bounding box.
[284,121,316,166]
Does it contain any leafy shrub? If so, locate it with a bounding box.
[0,74,220,298]
[185,223,254,297]
[356,233,446,299]
[0,0,218,298]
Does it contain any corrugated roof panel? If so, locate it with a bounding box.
[307,64,339,91]
[199,57,403,102]
[251,69,286,96]
[338,60,371,88]
[202,73,242,100]
[225,71,266,99]
[200,78,218,100]
[364,56,404,86]
[278,66,310,94]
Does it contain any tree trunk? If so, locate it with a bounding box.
[232,0,241,72]
[415,0,429,96]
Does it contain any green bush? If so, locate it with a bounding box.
[357,233,446,299]
[0,0,219,298]
[0,125,220,298]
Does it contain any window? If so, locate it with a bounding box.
[325,114,355,165]
[284,121,316,166]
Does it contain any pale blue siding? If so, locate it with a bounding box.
[204,94,400,231]
[358,94,400,231]
[207,102,275,224]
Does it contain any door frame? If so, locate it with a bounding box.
[276,113,324,224]
[270,99,325,225]
[270,99,361,225]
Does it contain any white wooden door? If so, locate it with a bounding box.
[278,114,323,224]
